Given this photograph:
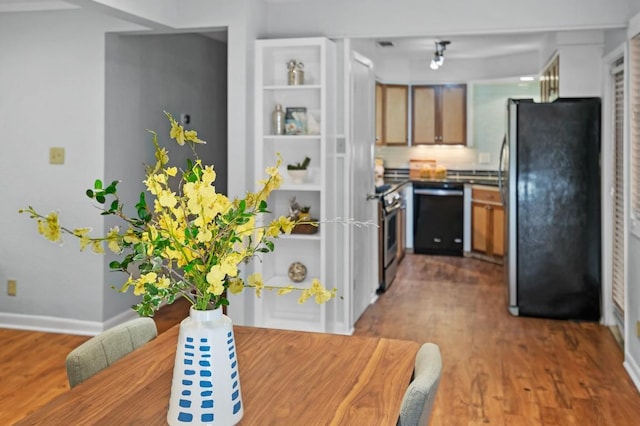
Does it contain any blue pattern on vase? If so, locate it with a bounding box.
[176,336,216,423]
[227,331,242,414]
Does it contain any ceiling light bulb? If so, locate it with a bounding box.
[436,55,444,66]
[430,58,439,70]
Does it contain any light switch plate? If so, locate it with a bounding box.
[7,279,16,296]
[50,147,65,165]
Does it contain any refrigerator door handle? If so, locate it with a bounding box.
[498,135,507,205]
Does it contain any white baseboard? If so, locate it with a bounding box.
[624,351,640,393]
[0,309,139,336]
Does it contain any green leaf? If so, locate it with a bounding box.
[258,200,268,211]
[94,179,103,190]
[96,194,106,204]
[109,260,121,269]
[86,189,94,198]
[110,200,119,211]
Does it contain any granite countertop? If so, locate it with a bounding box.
[382,168,501,188]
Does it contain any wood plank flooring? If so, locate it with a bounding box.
[353,254,640,426]
[1,254,639,425]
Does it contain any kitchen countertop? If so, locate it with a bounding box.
[381,168,501,189]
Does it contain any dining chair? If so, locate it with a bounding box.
[65,317,157,388]
[397,342,442,426]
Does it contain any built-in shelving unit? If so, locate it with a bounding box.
[254,37,337,332]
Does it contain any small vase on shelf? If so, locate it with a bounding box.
[167,306,243,425]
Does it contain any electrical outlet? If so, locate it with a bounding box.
[7,279,16,296]
[49,147,65,165]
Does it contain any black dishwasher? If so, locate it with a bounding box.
[413,181,464,256]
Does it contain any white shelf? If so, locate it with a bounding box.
[281,232,321,241]
[254,37,338,334]
[263,135,321,140]
[277,183,322,191]
[264,84,322,90]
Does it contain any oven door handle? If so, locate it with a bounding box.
[414,188,463,196]
[384,203,402,214]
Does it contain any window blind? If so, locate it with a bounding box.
[612,59,625,314]
[631,36,640,219]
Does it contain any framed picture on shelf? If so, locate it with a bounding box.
[285,107,307,135]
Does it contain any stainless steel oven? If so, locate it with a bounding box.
[379,191,402,292]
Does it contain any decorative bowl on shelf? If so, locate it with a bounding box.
[287,169,308,184]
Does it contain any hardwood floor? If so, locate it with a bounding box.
[353,254,640,426]
[1,255,639,425]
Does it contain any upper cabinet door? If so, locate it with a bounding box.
[383,84,408,145]
[441,85,466,145]
[375,82,384,145]
[412,86,437,144]
[413,84,466,145]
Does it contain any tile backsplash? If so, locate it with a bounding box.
[375,145,498,171]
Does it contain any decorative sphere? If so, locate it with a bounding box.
[288,262,307,283]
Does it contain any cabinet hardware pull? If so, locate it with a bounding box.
[434,238,442,243]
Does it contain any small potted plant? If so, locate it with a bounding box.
[287,156,310,183]
[299,205,311,221]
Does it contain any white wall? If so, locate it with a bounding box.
[471,81,540,167]
[0,9,143,331]
[0,0,265,332]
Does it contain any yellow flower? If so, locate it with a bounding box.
[158,190,178,208]
[91,240,104,254]
[106,226,122,253]
[155,147,169,168]
[206,265,226,292]
[248,273,264,297]
[73,228,92,251]
[37,211,61,242]
[133,278,146,296]
[157,276,170,289]
[266,221,281,238]
[298,288,312,304]
[207,280,224,296]
[228,278,244,295]
[277,285,294,295]
[185,129,206,144]
[165,166,177,177]
[196,228,213,243]
[123,228,140,244]
[278,216,295,234]
[169,117,186,146]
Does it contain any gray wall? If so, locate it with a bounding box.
[103,32,228,319]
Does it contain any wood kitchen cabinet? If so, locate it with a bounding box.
[376,83,408,145]
[412,84,466,145]
[471,186,504,259]
[540,54,559,103]
[375,82,384,145]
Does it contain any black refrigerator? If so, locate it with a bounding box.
[500,98,601,321]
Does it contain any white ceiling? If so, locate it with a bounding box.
[371,33,549,61]
[0,0,77,13]
[0,0,549,61]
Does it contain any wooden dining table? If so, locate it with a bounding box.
[16,324,421,425]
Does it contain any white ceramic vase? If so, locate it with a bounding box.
[167,306,243,425]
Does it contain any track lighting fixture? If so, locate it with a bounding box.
[430,40,450,70]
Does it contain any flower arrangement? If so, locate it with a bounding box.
[20,112,336,316]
